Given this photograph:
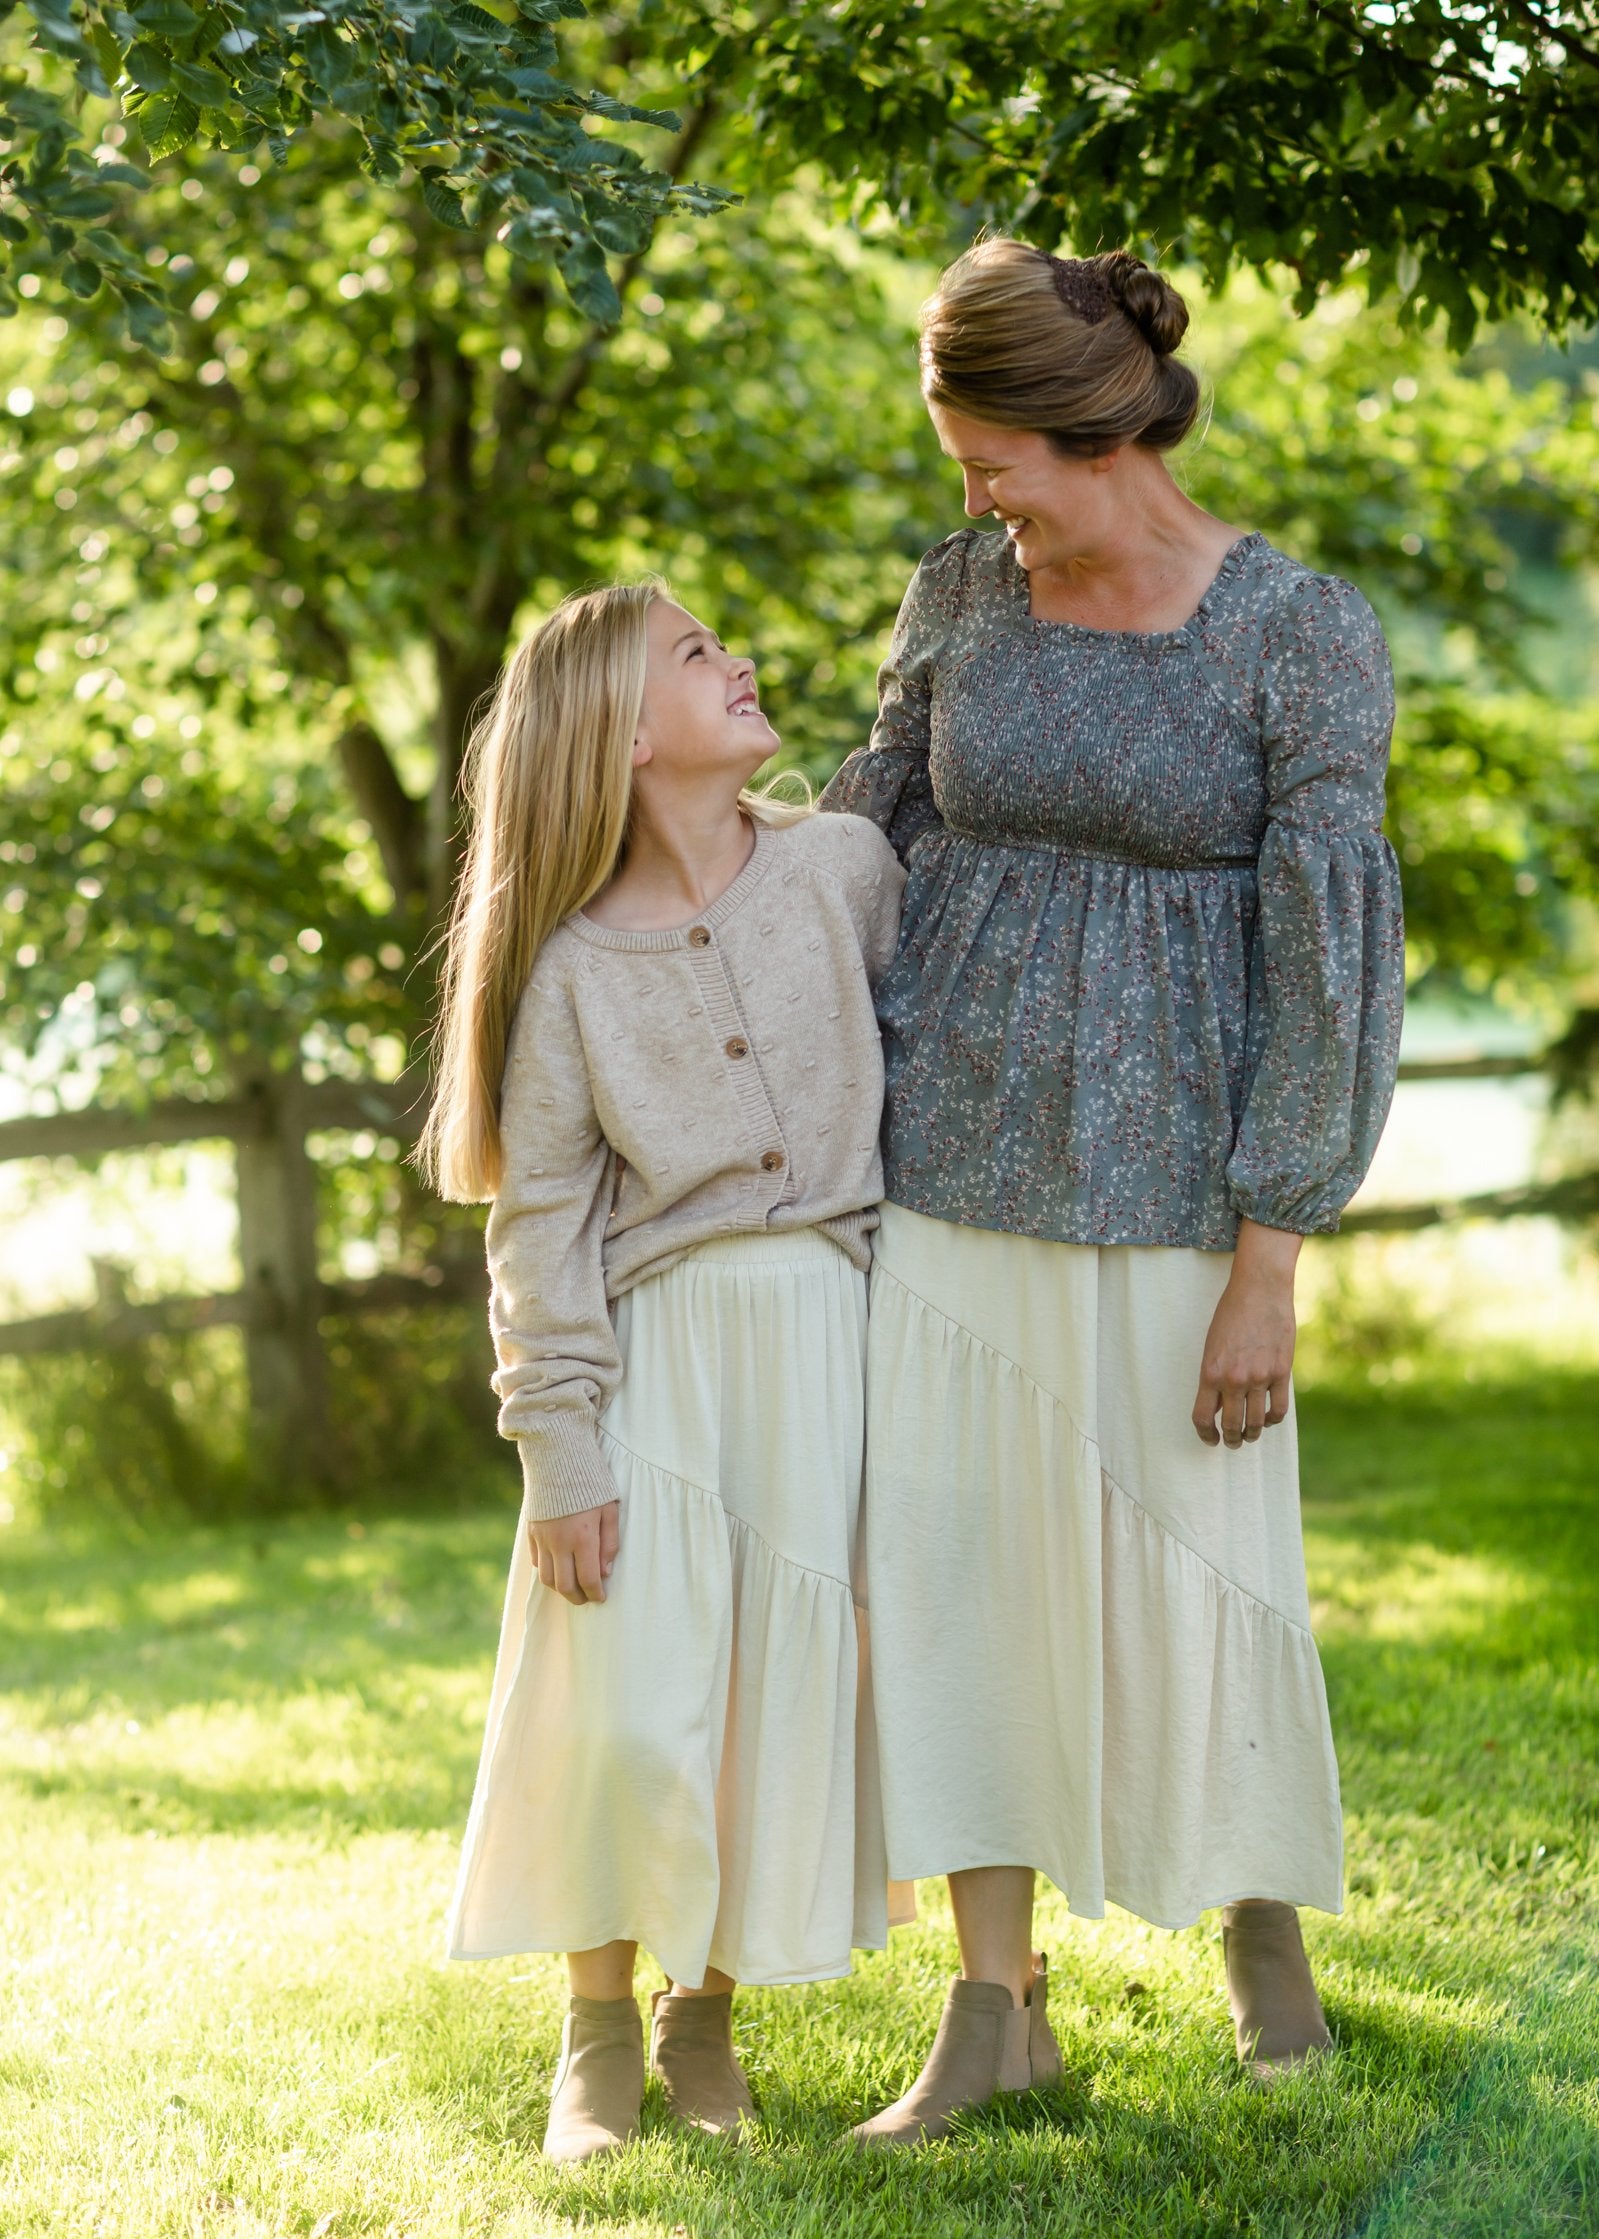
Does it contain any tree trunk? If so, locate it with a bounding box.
[427,635,506,927]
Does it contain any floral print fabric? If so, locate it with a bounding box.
[820,528,1405,1246]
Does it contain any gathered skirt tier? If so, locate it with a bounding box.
[447,1229,901,1988]
[865,1202,1343,1929]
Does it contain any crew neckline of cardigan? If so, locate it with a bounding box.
[567,818,775,951]
[1010,529,1267,647]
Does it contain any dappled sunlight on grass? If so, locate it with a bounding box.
[2,1368,1596,2235]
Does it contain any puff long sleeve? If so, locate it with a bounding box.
[820,540,954,859]
[1223,577,1406,1234]
[486,967,622,1521]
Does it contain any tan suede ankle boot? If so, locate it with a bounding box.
[1222,1902,1333,2080]
[851,1951,1062,2148]
[649,1989,756,2136]
[542,1994,644,2164]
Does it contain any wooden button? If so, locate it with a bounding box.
[688,925,711,947]
[759,1150,784,1173]
[725,1036,749,1059]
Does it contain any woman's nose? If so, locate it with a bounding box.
[961,470,992,518]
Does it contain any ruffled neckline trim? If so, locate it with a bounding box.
[1006,529,1269,649]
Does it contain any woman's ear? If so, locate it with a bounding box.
[1090,446,1123,475]
[631,734,653,770]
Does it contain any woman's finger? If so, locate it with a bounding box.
[1264,1377,1291,1427]
[1242,1385,1267,1442]
[1220,1384,1247,1447]
[599,1502,621,1579]
[536,1541,557,1594]
[553,1550,585,1606]
[1192,1380,1222,1445]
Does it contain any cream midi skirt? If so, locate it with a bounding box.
[866,1203,1343,1929]
[446,1229,898,1988]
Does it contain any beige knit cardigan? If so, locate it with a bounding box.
[486,812,906,1520]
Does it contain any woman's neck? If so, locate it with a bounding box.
[583,791,757,932]
[1028,463,1241,632]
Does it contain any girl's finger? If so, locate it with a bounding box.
[536,1543,557,1594]
[553,1551,583,1606]
[1265,1377,1291,1427]
[1243,1385,1267,1442]
[574,1533,606,1605]
[599,1503,621,1577]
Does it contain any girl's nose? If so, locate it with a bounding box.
[729,652,756,684]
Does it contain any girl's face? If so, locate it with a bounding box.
[633,599,778,782]
[927,402,1120,573]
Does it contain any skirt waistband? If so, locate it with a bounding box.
[674,1224,856,1270]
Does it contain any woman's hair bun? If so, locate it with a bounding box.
[1094,251,1189,358]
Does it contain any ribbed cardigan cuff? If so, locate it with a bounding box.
[516,1418,621,1521]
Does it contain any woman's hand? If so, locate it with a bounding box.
[528,1501,620,1605]
[1192,1221,1304,1448]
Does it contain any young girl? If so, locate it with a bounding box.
[418,582,907,2164]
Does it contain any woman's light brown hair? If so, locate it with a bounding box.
[920,241,1200,456]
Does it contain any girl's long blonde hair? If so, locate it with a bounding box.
[417,580,806,1204]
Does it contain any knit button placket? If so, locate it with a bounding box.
[688,925,711,947]
[760,1150,784,1174]
[725,1037,749,1059]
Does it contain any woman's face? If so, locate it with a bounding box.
[634,599,779,782]
[928,402,1118,572]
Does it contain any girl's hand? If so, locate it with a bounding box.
[1192,1220,1303,1448]
[528,1501,620,1605]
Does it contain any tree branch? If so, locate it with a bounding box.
[532,97,721,447]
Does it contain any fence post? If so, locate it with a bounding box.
[235,1063,332,1491]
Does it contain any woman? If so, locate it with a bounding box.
[822,240,1404,2141]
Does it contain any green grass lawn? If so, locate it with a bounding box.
[2,1365,1596,2238]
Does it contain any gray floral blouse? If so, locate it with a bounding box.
[820,527,1405,1247]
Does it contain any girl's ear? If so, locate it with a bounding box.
[631,734,653,769]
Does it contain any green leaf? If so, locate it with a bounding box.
[171,58,231,106]
[63,255,102,297]
[121,289,171,349]
[124,41,172,90]
[360,136,402,182]
[504,65,567,100]
[557,237,618,322]
[0,211,27,242]
[590,207,648,255]
[128,0,198,34]
[90,21,127,88]
[134,89,199,159]
[420,171,471,228]
[449,4,504,36]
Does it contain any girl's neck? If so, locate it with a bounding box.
[584,792,757,932]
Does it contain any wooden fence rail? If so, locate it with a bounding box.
[0,1063,447,1489]
[0,1047,1593,1487]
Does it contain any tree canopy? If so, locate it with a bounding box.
[6,0,1599,349]
[688,1,1599,345]
[1,0,725,340]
